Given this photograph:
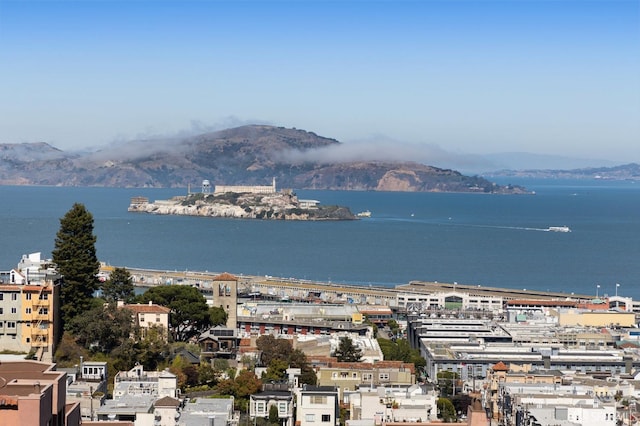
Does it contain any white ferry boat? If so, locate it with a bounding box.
[547,226,571,233]
[357,210,372,218]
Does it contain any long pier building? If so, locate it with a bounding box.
[102,265,638,313]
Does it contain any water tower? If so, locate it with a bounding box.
[202,179,211,194]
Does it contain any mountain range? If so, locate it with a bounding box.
[0,125,527,193]
[485,162,640,180]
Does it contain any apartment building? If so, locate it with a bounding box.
[0,252,62,362]
[0,359,81,426]
[317,361,415,395]
[295,386,340,426]
[117,300,171,340]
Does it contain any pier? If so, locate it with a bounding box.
[102,265,600,311]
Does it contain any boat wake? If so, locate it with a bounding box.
[436,222,571,233]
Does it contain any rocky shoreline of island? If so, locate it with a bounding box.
[128,190,357,221]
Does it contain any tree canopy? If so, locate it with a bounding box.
[52,203,100,326]
[437,370,460,397]
[101,267,135,303]
[437,398,457,422]
[210,305,229,327]
[256,335,317,386]
[378,338,426,373]
[136,285,211,341]
[256,335,292,366]
[334,336,363,362]
[216,370,262,399]
[66,303,133,353]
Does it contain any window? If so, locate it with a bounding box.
[38,307,48,315]
[26,293,32,300]
[310,396,327,404]
[0,294,3,300]
[39,293,48,300]
[305,414,315,422]
[0,308,3,315]
[362,373,373,381]
[379,373,390,381]
[322,415,331,422]
[140,315,145,322]
[256,402,265,415]
[7,322,16,328]
[278,402,287,415]
[11,307,16,314]
[25,308,31,314]
[11,293,17,301]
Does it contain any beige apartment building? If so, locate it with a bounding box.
[317,361,415,394]
[0,253,62,362]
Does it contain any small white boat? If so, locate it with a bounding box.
[357,210,371,218]
[547,226,571,233]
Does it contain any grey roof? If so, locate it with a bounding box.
[178,397,234,426]
[97,394,155,415]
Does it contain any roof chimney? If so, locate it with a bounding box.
[149,300,153,306]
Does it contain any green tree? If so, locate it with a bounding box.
[66,303,133,353]
[437,371,460,397]
[169,354,191,389]
[53,333,89,367]
[333,336,362,362]
[198,362,219,387]
[288,348,317,386]
[256,335,292,366]
[255,335,317,384]
[387,319,400,335]
[210,305,229,326]
[52,203,100,326]
[378,338,426,378]
[215,369,262,399]
[102,267,135,303]
[436,398,457,422]
[213,358,230,373]
[263,358,289,382]
[136,325,170,370]
[268,404,279,425]
[136,285,211,341]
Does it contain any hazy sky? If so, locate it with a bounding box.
[1,0,639,166]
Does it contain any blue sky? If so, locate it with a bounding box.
[1,0,638,169]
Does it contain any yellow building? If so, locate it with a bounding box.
[553,310,636,327]
[0,278,61,362]
[1,253,62,362]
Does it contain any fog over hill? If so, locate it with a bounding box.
[0,125,527,193]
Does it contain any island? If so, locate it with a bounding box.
[128,179,357,221]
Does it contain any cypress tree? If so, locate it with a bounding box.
[334,336,363,362]
[52,203,100,327]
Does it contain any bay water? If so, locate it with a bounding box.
[1,179,638,300]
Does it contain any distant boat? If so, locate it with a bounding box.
[547,226,571,233]
[357,210,372,218]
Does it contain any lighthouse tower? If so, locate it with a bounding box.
[202,180,211,194]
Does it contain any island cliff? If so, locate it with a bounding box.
[128,189,357,221]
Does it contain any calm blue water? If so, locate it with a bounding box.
[1,179,638,299]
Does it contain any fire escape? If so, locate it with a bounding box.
[30,285,50,361]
